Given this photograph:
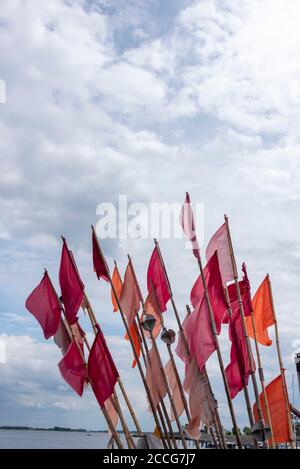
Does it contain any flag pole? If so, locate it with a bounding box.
[113,262,174,449]
[45,269,124,449]
[249,304,275,448]
[153,238,226,448]
[224,216,269,448]
[127,254,189,449]
[90,227,168,448]
[267,274,295,448]
[223,287,259,449]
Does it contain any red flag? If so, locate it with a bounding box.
[190,252,228,333]
[59,239,84,325]
[92,230,109,282]
[87,325,119,408]
[206,223,234,286]
[253,374,291,443]
[25,272,61,339]
[146,346,166,411]
[180,192,200,260]
[183,295,216,370]
[119,263,140,328]
[147,247,170,312]
[225,314,253,398]
[58,340,86,396]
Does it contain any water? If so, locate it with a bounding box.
[0,430,112,449]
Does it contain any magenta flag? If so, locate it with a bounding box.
[147,247,170,312]
[183,295,216,371]
[25,272,61,339]
[59,239,84,325]
[87,325,119,408]
[92,230,109,282]
[119,263,140,328]
[58,340,86,396]
[190,252,228,334]
[223,265,252,324]
[180,192,200,260]
[225,314,254,398]
[206,223,234,286]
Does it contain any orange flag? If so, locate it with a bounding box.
[111,267,122,312]
[253,374,291,443]
[246,276,275,346]
[119,263,140,327]
[124,322,141,369]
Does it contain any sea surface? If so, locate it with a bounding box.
[0,430,115,449]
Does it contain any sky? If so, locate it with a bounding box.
[0,0,300,434]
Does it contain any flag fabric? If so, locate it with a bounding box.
[92,230,109,282]
[25,272,61,339]
[146,346,166,411]
[119,263,140,328]
[164,359,184,421]
[58,340,86,396]
[105,396,118,436]
[111,267,122,312]
[184,359,214,439]
[142,289,162,340]
[225,314,253,399]
[180,192,200,260]
[206,223,234,286]
[124,322,141,369]
[190,252,228,333]
[183,295,216,371]
[54,319,71,355]
[246,276,275,346]
[147,247,170,313]
[87,325,119,408]
[224,279,252,323]
[253,374,291,443]
[59,240,84,325]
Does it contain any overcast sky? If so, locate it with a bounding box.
[1,0,300,434]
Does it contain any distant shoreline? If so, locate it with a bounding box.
[0,426,108,433]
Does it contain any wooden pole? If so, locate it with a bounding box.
[127,255,188,449]
[45,269,124,449]
[90,227,167,448]
[153,239,226,448]
[267,274,295,448]
[224,216,269,448]
[250,307,275,448]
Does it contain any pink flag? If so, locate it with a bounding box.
[25,272,61,339]
[105,396,118,435]
[142,289,162,340]
[59,239,84,325]
[206,223,234,286]
[146,346,166,411]
[180,192,200,260]
[88,325,119,408]
[190,252,228,333]
[147,247,170,312]
[58,340,86,396]
[54,319,71,355]
[225,314,254,399]
[164,359,184,421]
[119,263,140,328]
[92,230,110,282]
[183,295,216,371]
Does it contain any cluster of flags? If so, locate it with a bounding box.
[24,193,296,449]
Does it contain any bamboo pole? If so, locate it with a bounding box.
[127,254,188,449]
[90,228,167,448]
[267,274,295,448]
[224,216,269,448]
[153,239,225,448]
[46,269,124,449]
[250,307,275,448]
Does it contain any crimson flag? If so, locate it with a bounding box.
[25,272,61,339]
[223,265,252,324]
[88,325,119,408]
[225,314,254,398]
[58,340,86,396]
[180,192,200,260]
[92,230,109,282]
[147,247,170,312]
[59,239,84,325]
[190,252,228,333]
